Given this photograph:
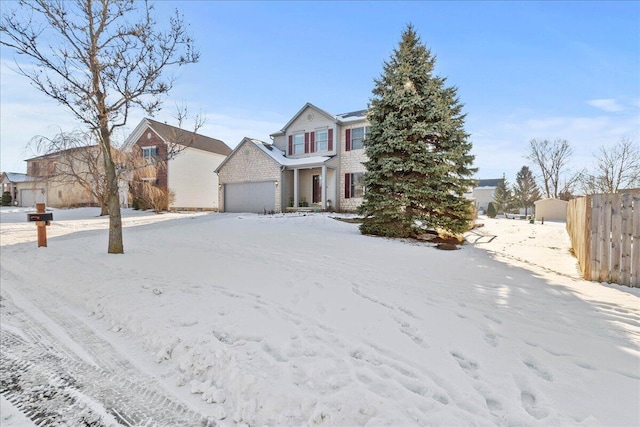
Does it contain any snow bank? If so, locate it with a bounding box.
[1,209,638,425]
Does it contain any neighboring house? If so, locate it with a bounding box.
[3,146,107,208]
[1,172,39,206]
[534,198,568,222]
[467,178,504,213]
[216,103,369,213]
[123,118,232,211]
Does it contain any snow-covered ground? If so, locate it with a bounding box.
[1,394,36,426]
[1,207,638,426]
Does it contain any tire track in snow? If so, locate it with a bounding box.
[0,289,216,426]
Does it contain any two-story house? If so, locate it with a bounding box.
[8,146,105,208]
[467,178,504,213]
[123,118,232,211]
[0,172,40,207]
[215,103,369,213]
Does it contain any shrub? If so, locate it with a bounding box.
[486,202,497,218]
[131,181,174,213]
[1,191,12,206]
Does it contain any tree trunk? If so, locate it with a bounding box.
[100,126,124,253]
[107,192,123,253]
[105,156,123,253]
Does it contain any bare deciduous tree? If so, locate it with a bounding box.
[146,105,207,163]
[526,138,573,199]
[578,138,640,194]
[28,107,205,217]
[30,130,114,215]
[124,107,205,212]
[1,0,198,253]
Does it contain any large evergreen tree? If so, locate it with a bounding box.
[359,25,476,238]
[513,166,540,216]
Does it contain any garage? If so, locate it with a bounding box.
[20,188,45,207]
[224,181,276,213]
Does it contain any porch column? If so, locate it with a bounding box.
[293,168,299,208]
[321,164,327,210]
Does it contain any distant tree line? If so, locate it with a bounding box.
[491,137,639,216]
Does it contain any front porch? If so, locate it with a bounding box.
[283,163,336,211]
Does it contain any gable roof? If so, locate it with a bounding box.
[123,118,231,156]
[270,103,368,137]
[0,172,36,183]
[252,139,332,168]
[215,137,333,173]
[273,103,337,136]
[215,138,277,174]
[25,145,100,162]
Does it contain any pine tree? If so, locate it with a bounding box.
[513,166,540,216]
[492,177,512,216]
[359,25,476,238]
[486,202,497,218]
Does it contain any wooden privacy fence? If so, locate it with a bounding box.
[567,192,639,287]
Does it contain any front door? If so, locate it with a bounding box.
[312,175,321,204]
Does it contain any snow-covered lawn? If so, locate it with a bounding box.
[1,207,638,426]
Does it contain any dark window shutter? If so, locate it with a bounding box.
[304,132,310,153]
[345,129,351,151]
[288,135,293,155]
[328,128,333,151]
[345,173,351,199]
[311,131,316,153]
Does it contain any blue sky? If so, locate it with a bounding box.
[1,0,638,182]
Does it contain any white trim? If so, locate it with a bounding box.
[293,169,299,207]
[273,103,338,136]
[293,132,305,155]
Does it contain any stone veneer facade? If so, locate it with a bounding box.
[217,105,372,213]
[217,140,282,212]
[339,124,368,212]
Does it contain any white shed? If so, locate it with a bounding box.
[534,198,568,222]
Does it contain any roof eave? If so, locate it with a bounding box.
[278,103,338,133]
[215,138,280,173]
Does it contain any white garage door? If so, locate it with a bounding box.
[20,188,45,207]
[225,182,276,213]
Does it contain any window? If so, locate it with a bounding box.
[142,146,158,160]
[29,162,39,176]
[346,126,370,151]
[293,134,305,154]
[351,127,364,150]
[29,160,55,177]
[345,172,365,198]
[315,129,328,152]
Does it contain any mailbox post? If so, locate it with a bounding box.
[27,203,53,247]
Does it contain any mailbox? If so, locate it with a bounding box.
[29,203,51,247]
[27,213,53,222]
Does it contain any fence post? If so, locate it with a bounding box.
[610,194,622,284]
[583,196,592,280]
[633,193,640,288]
[620,193,632,286]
